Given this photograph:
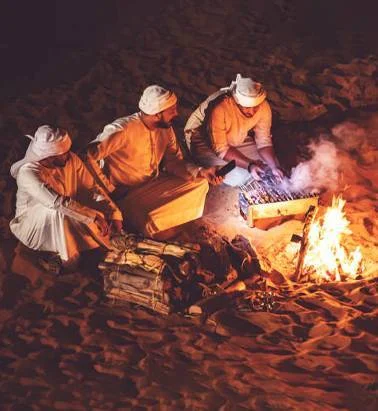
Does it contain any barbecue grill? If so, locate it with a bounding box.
[239,170,319,227]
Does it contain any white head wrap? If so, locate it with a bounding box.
[230,74,267,108]
[10,125,72,178]
[138,85,177,115]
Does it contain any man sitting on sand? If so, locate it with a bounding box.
[10,125,123,271]
[184,74,284,186]
[86,85,221,239]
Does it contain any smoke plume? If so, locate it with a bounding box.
[284,139,341,193]
[282,117,378,194]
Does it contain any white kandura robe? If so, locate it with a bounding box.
[87,113,209,236]
[10,152,122,262]
[185,92,273,186]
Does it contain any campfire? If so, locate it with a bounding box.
[296,196,364,283]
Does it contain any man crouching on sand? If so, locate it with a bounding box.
[184,74,284,186]
[85,85,222,240]
[10,125,123,272]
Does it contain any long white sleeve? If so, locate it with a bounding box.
[16,164,98,225]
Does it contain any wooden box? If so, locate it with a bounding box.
[239,192,319,227]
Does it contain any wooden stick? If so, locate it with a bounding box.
[295,205,318,282]
[110,235,199,257]
[138,238,199,256]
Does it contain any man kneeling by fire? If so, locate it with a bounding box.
[10,125,123,273]
[85,85,222,240]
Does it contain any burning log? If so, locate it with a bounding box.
[294,205,318,282]
[294,196,364,283]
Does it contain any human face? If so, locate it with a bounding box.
[236,103,261,118]
[155,104,179,128]
[40,151,70,168]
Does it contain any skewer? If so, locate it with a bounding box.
[240,175,320,206]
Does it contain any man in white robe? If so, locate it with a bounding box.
[86,85,221,238]
[184,74,284,186]
[10,125,122,268]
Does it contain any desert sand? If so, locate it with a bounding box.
[0,1,377,409]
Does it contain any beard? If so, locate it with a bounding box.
[240,108,256,118]
[155,120,173,129]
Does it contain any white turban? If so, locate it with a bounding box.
[10,125,72,178]
[231,74,267,108]
[138,85,177,115]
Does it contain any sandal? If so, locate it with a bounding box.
[37,254,62,276]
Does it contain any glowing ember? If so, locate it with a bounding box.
[302,196,364,282]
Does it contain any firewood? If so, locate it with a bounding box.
[138,238,199,257]
[295,205,318,282]
[104,251,165,275]
[106,287,163,303]
[110,233,199,257]
[106,288,170,315]
[99,263,164,280]
[104,270,164,291]
[106,285,166,303]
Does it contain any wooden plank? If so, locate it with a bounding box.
[246,197,319,226]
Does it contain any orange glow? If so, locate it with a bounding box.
[302,196,364,282]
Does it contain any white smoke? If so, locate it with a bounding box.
[280,117,378,194]
[283,138,341,193]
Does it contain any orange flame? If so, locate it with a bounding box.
[302,196,363,282]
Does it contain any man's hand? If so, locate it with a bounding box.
[248,161,265,180]
[94,215,110,236]
[270,166,285,182]
[198,167,223,185]
[110,219,123,235]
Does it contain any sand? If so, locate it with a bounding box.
[0,1,377,409]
